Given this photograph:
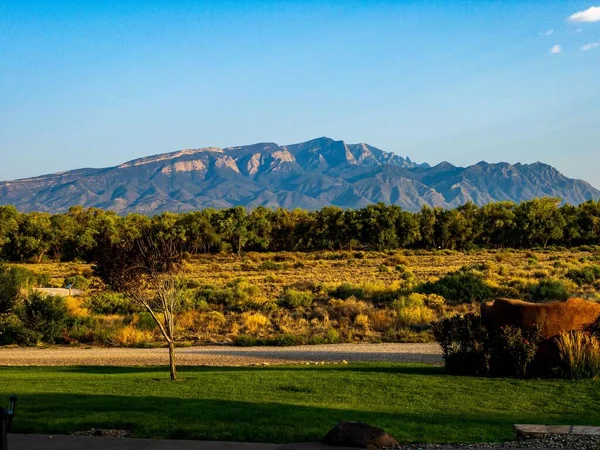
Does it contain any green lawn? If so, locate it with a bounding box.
[0,363,598,444]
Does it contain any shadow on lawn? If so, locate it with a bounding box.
[10,392,518,444]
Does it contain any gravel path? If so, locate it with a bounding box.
[0,343,442,366]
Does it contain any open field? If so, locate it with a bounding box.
[4,248,600,347]
[1,363,599,444]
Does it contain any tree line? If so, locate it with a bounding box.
[1,197,600,262]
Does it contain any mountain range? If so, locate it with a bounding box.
[1,137,598,213]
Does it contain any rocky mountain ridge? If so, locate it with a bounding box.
[1,137,598,213]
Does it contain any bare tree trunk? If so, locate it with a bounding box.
[168,340,177,381]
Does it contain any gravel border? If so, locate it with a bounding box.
[0,343,443,366]
[389,434,600,449]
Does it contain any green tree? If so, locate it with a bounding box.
[515,198,565,248]
[478,202,516,248]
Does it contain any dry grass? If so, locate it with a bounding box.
[7,248,600,346]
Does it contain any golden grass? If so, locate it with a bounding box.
[557,331,600,379]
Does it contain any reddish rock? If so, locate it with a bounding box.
[322,421,398,448]
[481,298,600,339]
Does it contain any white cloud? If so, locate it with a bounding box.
[550,45,562,54]
[581,42,600,51]
[540,29,554,36]
[569,6,600,23]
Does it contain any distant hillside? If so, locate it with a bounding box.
[1,137,598,213]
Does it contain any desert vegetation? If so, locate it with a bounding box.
[2,245,600,348]
[1,200,599,351]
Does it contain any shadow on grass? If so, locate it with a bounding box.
[10,392,520,444]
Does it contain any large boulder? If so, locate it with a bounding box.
[481,298,600,339]
[322,421,398,448]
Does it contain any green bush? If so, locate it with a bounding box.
[195,280,269,311]
[22,292,70,344]
[257,261,284,271]
[493,326,541,378]
[530,279,570,303]
[433,314,543,378]
[136,312,158,331]
[63,275,90,291]
[565,266,600,286]
[85,292,134,315]
[0,313,36,345]
[432,313,492,376]
[329,283,365,300]
[418,270,494,305]
[278,289,313,308]
[0,265,40,314]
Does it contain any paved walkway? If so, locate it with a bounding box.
[7,434,572,450]
[8,435,354,450]
[0,343,443,366]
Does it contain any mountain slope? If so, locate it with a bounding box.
[1,137,598,213]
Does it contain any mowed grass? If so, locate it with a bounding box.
[1,363,599,443]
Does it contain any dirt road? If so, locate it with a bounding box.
[0,343,442,366]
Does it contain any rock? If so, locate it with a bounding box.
[481,298,600,339]
[322,421,398,448]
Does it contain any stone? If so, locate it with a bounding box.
[515,424,600,440]
[322,421,398,448]
[514,424,548,440]
[571,426,600,435]
[481,297,600,340]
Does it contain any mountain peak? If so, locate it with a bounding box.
[0,138,598,214]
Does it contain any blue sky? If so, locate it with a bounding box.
[1,1,599,187]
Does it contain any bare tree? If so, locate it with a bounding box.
[92,219,186,380]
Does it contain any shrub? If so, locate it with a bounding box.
[424,294,445,309]
[565,266,600,286]
[241,312,270,334]
[22,292,70,344]
[0,265,40,314]
[196,280,271,311]
[0,313,36,345]
[392,293,425,309]
[418,270,494,305]
[557,331,600,380]
[134,312,158,331]
[329,298,370,319]
[433,314,546,378]
[493,326,541,378]
[204,311,227,331]
[114,325,154,347]
[0,266,20,314]
[325,328,341,343]
[432,314,492,376]
[385,253,410,266]
[63,275,90,291]
[258,261,284,271]
[354,313,370,330]
[530,279,570,303]
[85,292,134,315]
[329,283,365,300]
[368,310,394,332]
[233,334,259,346]
[396,305,435,328]
[378,265,390,273]
[278,289,313,308]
